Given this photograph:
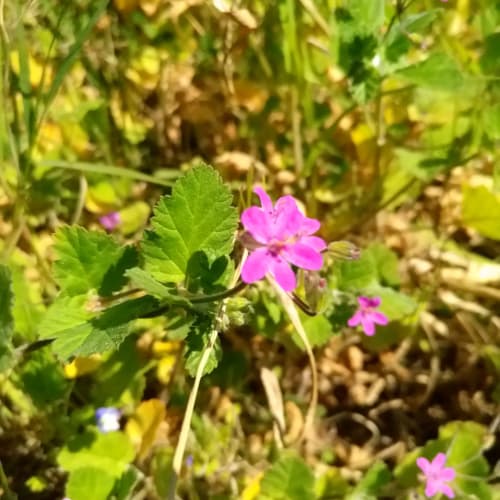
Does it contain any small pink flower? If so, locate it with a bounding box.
[240,187,327,291]
[99,212,120,231]
[417,453,456,498]
[347,296,388,336]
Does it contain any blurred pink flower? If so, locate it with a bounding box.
[417,452,456,498]
[347,296,388,336]
[240,187,326,291]
[99,212,120,231]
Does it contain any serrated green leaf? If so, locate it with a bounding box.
[385,10,440,62]
[125,267,189,305]
[369,243,401,287]
[258,454,315,500]
[335,251,378,290]
[53,226,126,296]
[143,163,237,283]
[483,103,500,141]
[345,0,385,36]
[41,295,160,359]
[0,265,14,347]
[58,431,135,477]
[66,467,115,500]
[371,287,417,320]
[184,313,221,377]
[480,32,500,75]
[20,350,68,406]
[39,295,92,340]
[293,314,332,349]
[348,461,391,498]
[462,185,500,240]
[398,53,464,92]
[99,245,139,297]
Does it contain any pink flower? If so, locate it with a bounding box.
[240,187,327,291]
[417,453,456,498]
[347,296,388,336]
[99,212,120,231]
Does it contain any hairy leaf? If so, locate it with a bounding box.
[143,163,237,283]
[53,226,129,296]
[259,454,315,500]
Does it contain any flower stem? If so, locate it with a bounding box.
[167,251,247,500]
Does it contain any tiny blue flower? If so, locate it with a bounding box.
[95,407,121,433]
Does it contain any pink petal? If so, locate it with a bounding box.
[283,243,323,271]
[425,480,439,497]
[347,311,363,327]
[417,457,431,474]
[440,484,455,499]
[272,196,303,239]
[253,187,273,213]
[431,453,447,470]
[300,235,327,252]
[440,467,456,481]
[241,207,271,244]
[269,256,296,291]
[241,248,272,284]
[358,296,373,309]
[361,316,375,336]
[299,216,321,235]
[370,311,389,326]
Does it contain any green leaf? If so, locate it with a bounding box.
[39,295,92,340]
[58,431,135,477]
[483,103,500,141]
[20,350,68,406]
[0,265,14,347]
[385,10,440,62]
[41,0,109,117]
[480,32,500,75]
[345,0,385,36]
[398,53,464,92]
[369,243,401,287]
[462,185,500,240]
[99,245,139,297]
[348,461,391,498]
[143,163,237,283]
[184,313,221,377]
[258,454,315,500]
[373,287,417,321]
[66,467,115,500]
[125,267,189,304]
[295,314,333,348]
[335,251,378,290]
[39,160,175,187]
[40,295,160,359]
[53,226,126,296]
[113,467,141,500]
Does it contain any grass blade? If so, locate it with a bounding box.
[39,159,177,187]
[37,0,109,130]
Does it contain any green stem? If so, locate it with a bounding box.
[167,252,247,500]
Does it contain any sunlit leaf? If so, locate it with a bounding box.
[143,163,237,283]
[258,454,315,500]
[66,467,115,500]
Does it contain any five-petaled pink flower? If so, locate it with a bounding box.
[417,453,456,498]
[99,212,121,231]
[240,187,327,291]
[347,296,388,336]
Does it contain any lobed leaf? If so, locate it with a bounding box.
[53,226,131,296]
[143,163,238,284]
